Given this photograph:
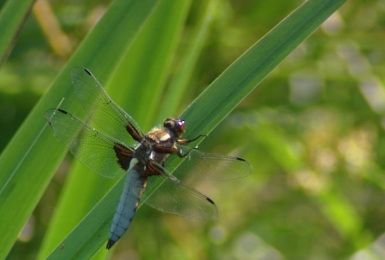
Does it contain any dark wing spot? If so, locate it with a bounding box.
[84,68,92,76]
[57,108,68,114]
[114,143,133,170]
[206,197,216,205]
[236,157,246,162]
[125,123,143,142]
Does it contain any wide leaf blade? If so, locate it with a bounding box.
[0,0,157,258]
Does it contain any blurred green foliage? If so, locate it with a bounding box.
[1,0,385,259]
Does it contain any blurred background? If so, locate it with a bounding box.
[1,0,385,259]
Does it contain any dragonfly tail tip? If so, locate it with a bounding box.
[106,239,116,250]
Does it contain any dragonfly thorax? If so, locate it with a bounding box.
[133,142,153,163]
[133,127,176,175]
[146,126,177,143]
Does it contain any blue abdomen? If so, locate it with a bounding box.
[107,163,146,249]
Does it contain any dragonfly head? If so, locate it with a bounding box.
[164,118,185,137]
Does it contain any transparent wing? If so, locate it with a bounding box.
[46,108,134,178]
[138,147,250,221]
[142,175,218,222]
[178,147,252,182]
[66,67,144,145]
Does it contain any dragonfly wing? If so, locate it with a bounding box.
[67,67,144,144]
[142,175,218,222]
[179,147,252,181]
[46,108,134,178]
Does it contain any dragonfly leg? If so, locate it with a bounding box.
[177,134,207,145]
[176,147,199,158]
[145,160,165,176]
[152,144,195,158]
[145,160,179,182]
[152,144,178,154]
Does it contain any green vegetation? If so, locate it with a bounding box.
[1,0,383,259]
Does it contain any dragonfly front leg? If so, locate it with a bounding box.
[152,143,178,154]
[177,134,207,145]
[152,143,192,158]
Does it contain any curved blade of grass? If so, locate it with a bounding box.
[0,0,35,65]
[38,0,192,258]
[108,0,192,128]
[0,0,157,258]
[180,0,345,136]
[157,0,218,121]
[47,0,346,258]
[46,179,125,260]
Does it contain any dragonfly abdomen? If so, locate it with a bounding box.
[107,163,146,249]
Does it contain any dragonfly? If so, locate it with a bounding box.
[46,68,250,249]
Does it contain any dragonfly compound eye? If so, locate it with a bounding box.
[176,119,185,131]
[164,118,175,129]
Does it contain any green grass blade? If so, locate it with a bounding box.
[181,0,346,136]
[46,179,125,260]
[108,0,192,128]
[157,0,218,121]
[0,0,156,258]
[38,0,192,258]
[0,0,35,65]
[47,0,346,257]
